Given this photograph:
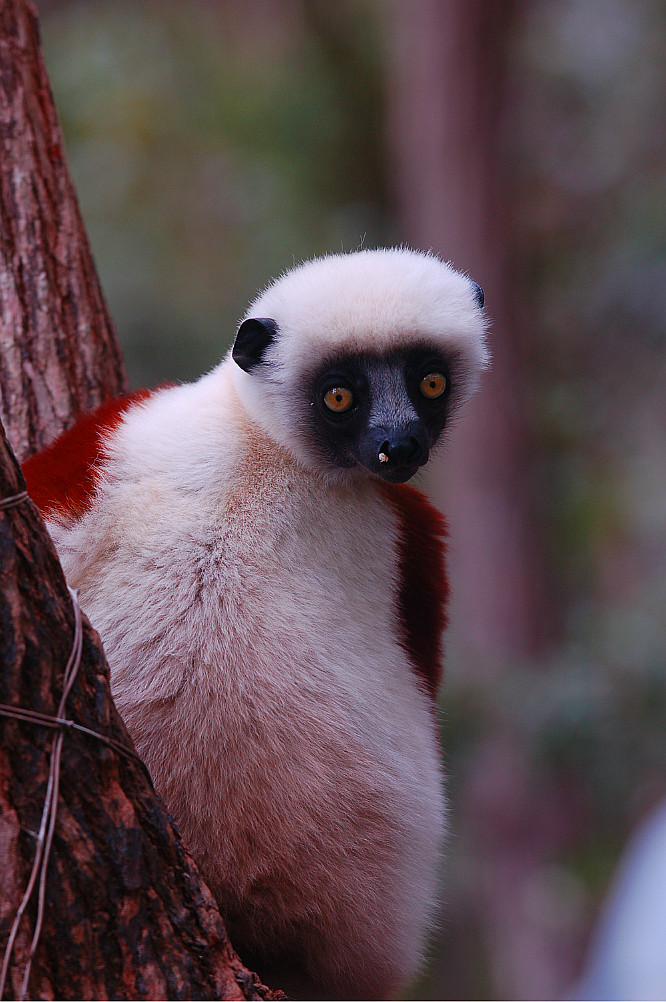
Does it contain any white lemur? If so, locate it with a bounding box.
[23,248,488,1000]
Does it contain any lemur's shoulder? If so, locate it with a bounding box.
[22,388,155,521]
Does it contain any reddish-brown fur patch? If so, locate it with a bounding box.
[22,389,154,519]
[375,481,449,700]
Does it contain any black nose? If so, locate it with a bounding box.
[379,427,428,468]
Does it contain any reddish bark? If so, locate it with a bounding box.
[0,0,128,463]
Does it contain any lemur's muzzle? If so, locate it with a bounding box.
[361,423,430,483]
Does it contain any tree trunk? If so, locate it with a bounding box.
[0,0,127,463]
[386,0,555,665]
[0,2,281,998]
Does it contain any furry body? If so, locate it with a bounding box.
[23,249,487,998]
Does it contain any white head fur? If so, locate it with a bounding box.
[229,248,488,472]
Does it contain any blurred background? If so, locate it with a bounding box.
[34,1,666,998]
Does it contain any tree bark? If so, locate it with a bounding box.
[0,0,128,463]
[0,2,281,998]
[0,425,279,1001]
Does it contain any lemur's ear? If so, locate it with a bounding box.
[471,282,484,309]
[232,318,279,372]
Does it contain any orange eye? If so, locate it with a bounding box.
[323,386,354,412]
[419,372,447,399]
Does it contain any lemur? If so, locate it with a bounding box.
[23,248,488,1000]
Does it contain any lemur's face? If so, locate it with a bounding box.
[232,319,463,483]
[306,348,456,483]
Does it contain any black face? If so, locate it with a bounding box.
[306,347,459,483]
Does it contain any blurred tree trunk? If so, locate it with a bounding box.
[0,0,127,462]
[386,0,554,665]
[385,2,570,999]
[0,2,279,998]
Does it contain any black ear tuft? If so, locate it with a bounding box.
[232,318,279,372]
[471,282,484,309]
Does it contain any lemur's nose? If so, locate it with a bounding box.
[379,427,428,468]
